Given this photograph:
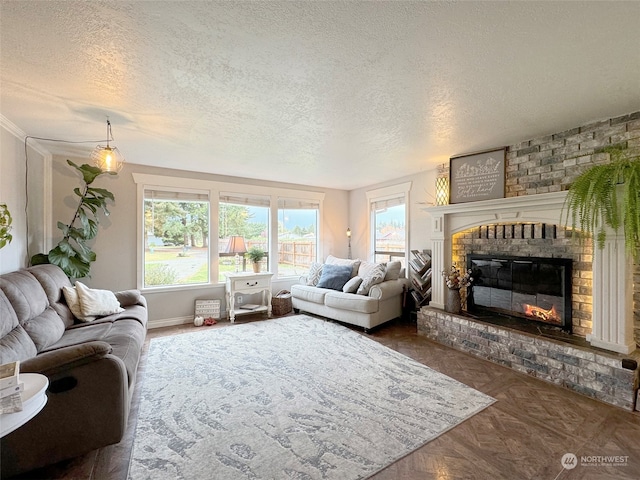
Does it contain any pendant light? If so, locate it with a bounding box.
[91,119,125,173]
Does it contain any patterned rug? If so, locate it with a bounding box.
[128,316,495,479]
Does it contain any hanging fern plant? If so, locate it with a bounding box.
[563,145,640,260]
[31,160,116,278]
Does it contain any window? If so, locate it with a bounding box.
[218,193,269,281]
[133,173,325,288]
[278,198,319,277]
[367,182,411,267]
[143,188,210,287]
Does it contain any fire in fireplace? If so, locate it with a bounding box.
[467,254,572,331]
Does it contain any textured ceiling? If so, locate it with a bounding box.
[1,1,639,190]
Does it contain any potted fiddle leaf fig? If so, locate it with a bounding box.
[245,246,266,273]
[31,160,116,278]
[563,145,640,260]
[0,203,13,249]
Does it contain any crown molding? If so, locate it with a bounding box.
[0,114,51,158]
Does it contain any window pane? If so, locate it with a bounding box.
[374,203,405,267]
[144,196,209,287]
[219,201,269,281]
[278,207,318,277]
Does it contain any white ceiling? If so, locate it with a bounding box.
[1,1,639,190]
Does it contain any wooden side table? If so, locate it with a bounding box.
[1,373,48,438]
[225,272,274,323]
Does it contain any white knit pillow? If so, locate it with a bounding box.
[356,263,387,295]
[62,285,96,322]
[306,262,324,286]
[75,281,124,320]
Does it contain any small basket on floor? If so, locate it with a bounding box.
[272,290,292,316]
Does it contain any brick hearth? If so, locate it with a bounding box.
[418,307,639,411]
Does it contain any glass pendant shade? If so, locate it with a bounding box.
[91,144,125,173]
[92,119,125,172]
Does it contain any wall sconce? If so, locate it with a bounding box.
[346,228,352,259]
[435,163,449,206]
[91,119,125,173]
[226,235,247,272]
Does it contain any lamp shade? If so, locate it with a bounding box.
[226,236,247,254]
[435,176,449,206]
[91,119,125,173]
[91,144,125,173]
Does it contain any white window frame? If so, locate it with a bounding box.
[133,173,324,290]
[366,182,411,265]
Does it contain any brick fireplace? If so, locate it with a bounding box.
[420,191,639,410]
[426,191,635,354]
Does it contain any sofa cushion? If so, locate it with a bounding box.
[23,308,67,352]
[0,290,37,363]
[356,262,387,295]
[306,262,323,286]
[316,264,352,290]
[28,264,75,328]
[44,323,113,352]
[324,291,379,314]
[325,255,361,278]
[0,270,66,351]
[290,284,330,304]
[342,276,363,293]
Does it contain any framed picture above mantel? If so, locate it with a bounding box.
[449,147,506,204]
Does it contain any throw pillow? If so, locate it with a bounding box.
[62,285,96,322]
[316,264,353,291]
[306,262,324,286]
[342,276,363,293]
[325,255,361,278]
[384,260,402,281]
[75,281,124,320]
[356,262,387,295]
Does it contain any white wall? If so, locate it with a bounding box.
[50,156,349,324]
[348,168,439,262]
[0,117,49,274]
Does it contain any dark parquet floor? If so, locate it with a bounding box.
[15,314,640,480]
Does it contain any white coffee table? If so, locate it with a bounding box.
[0,373,48,437]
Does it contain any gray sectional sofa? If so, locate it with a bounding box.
[0,264,147,477]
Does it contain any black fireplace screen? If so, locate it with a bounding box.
[467,254,572,331]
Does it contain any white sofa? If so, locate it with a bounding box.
[291,256,409,332]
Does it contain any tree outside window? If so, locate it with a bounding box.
[218,196,269,281]
[144,190,209,287]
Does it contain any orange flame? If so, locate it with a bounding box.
[523,303,560,324]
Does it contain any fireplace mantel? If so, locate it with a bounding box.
[424,191,635,354]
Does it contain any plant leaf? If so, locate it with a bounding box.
[30,253,50,265]
[67,159,103,185]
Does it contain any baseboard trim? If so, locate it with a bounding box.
[148,316,194,330]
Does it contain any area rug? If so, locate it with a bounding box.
[128,316,495,479]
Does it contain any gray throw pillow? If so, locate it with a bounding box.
[316,264,353,291]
